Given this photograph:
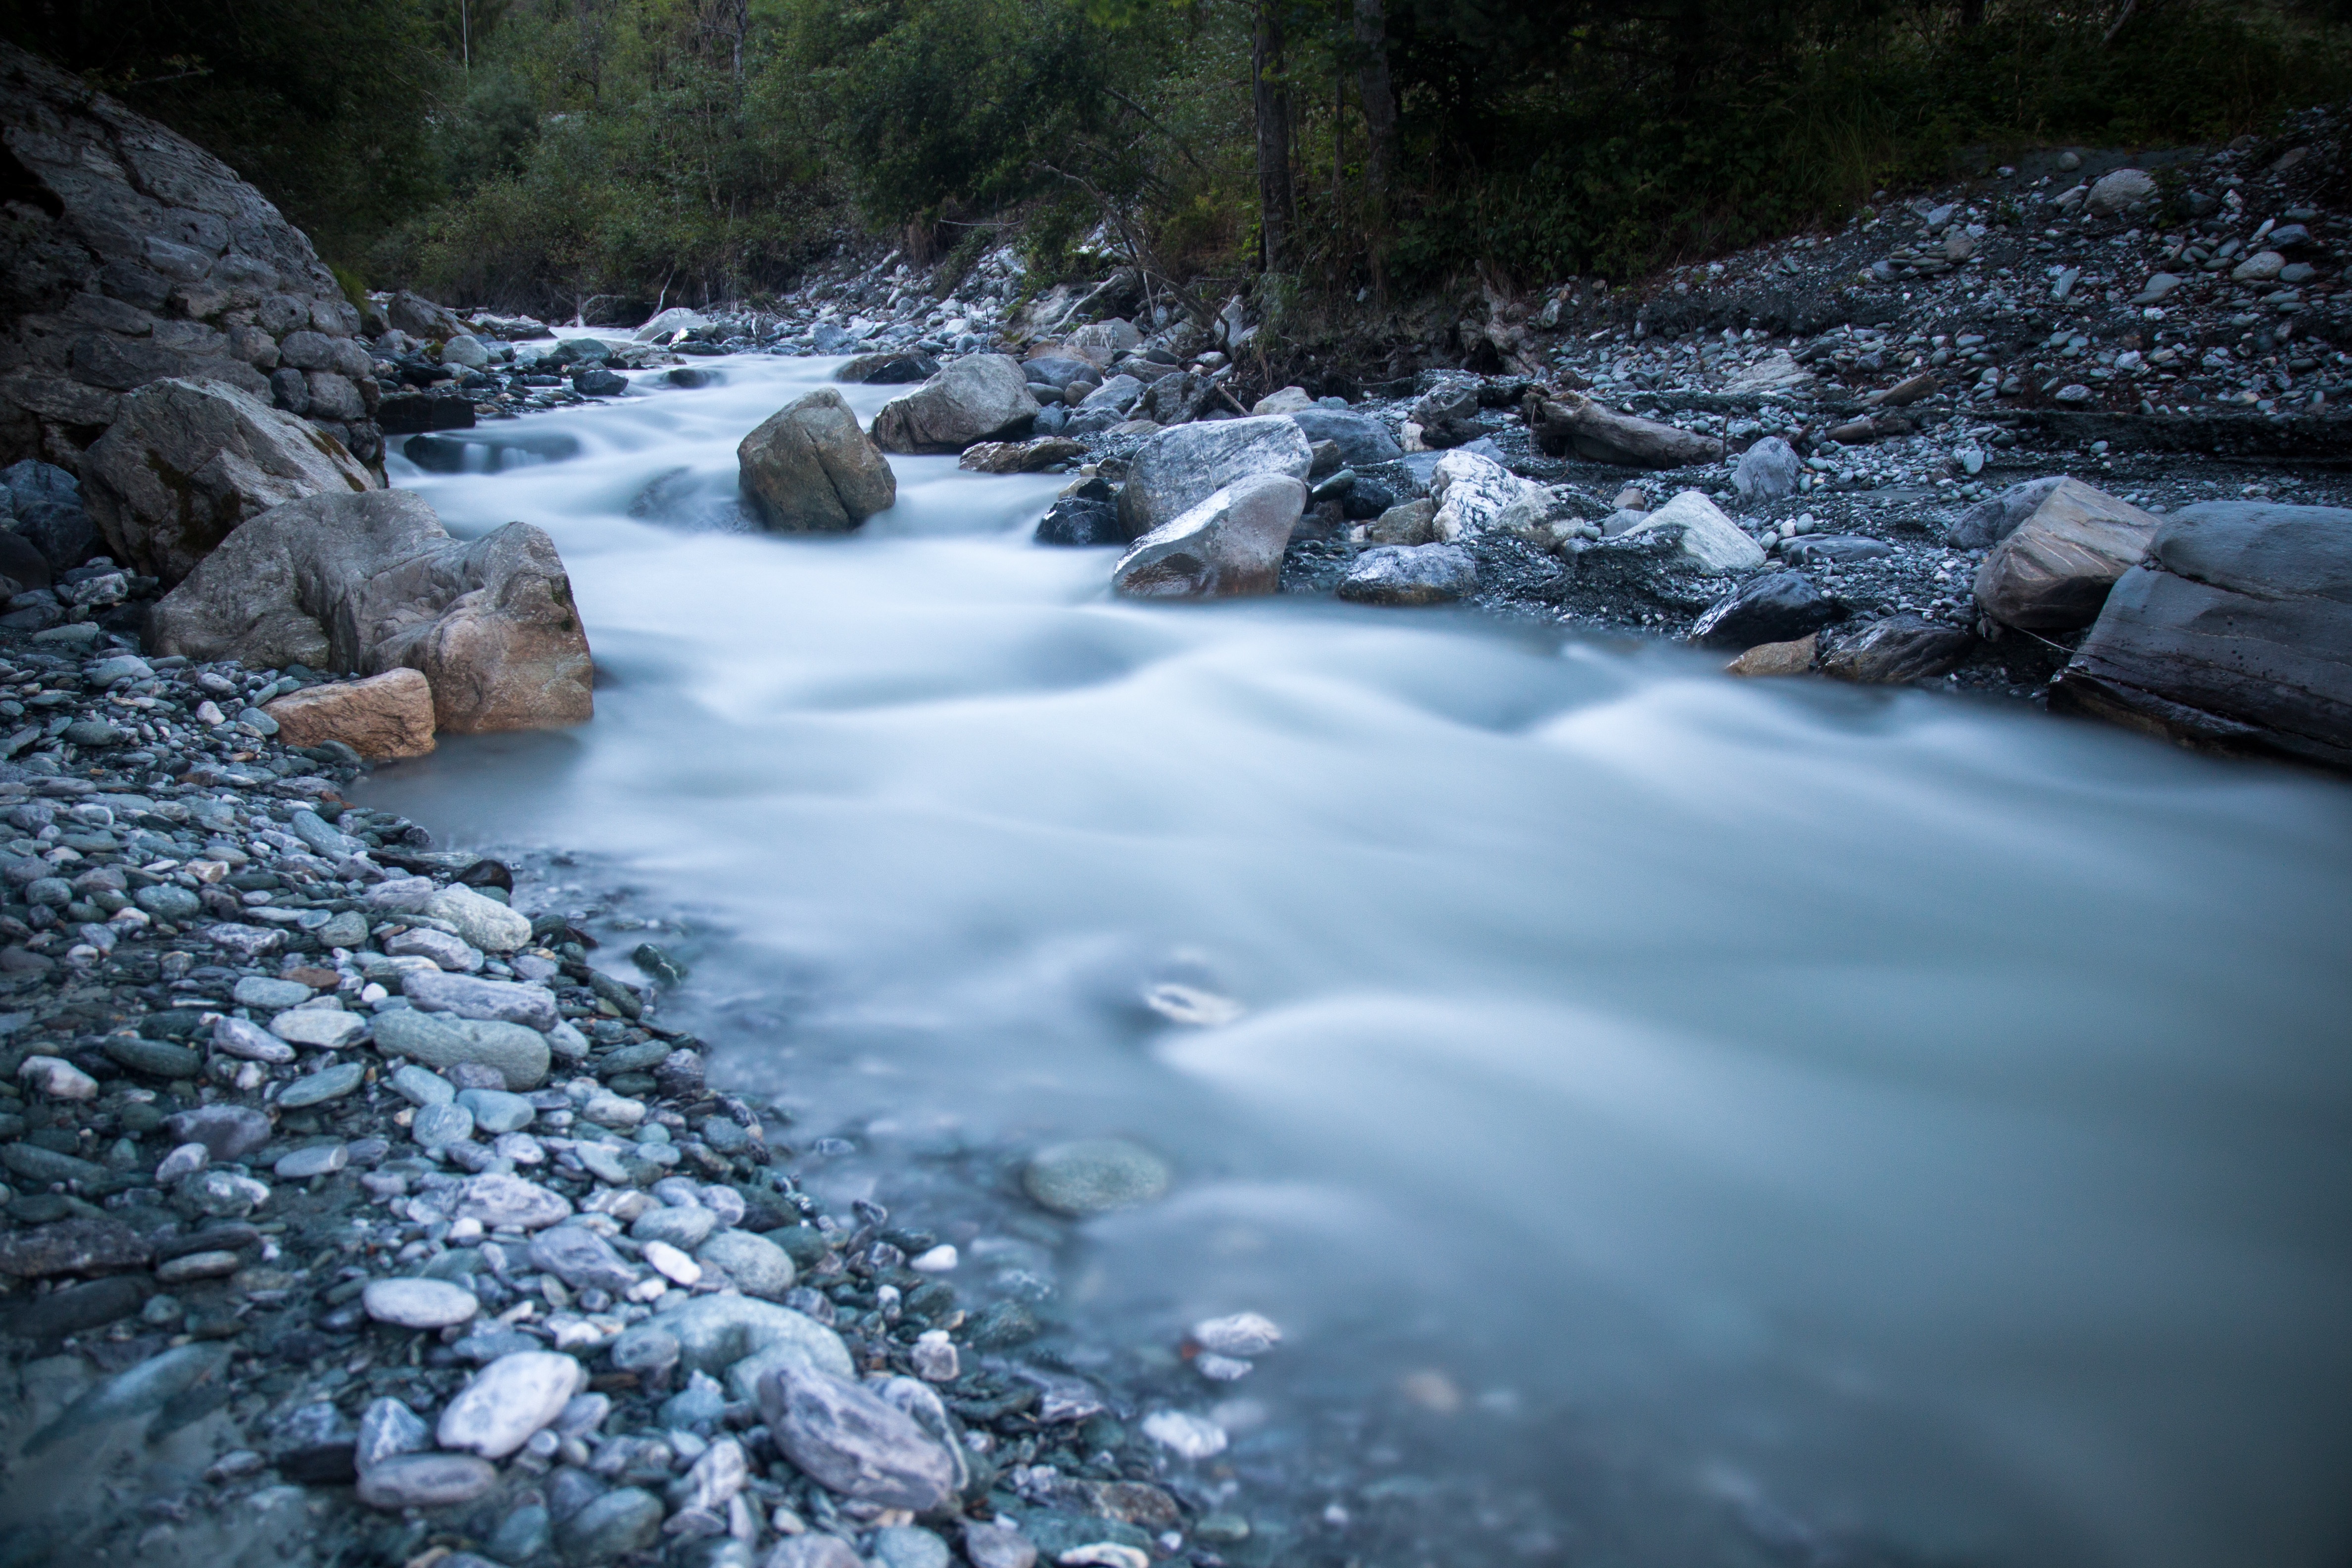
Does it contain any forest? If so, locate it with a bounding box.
[4,0,2349,318]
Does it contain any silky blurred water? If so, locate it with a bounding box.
[370,354,2352,1568]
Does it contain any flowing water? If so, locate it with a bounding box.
[370,353,2352,1568]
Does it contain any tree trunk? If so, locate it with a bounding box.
[1251,0,1296,274]
[1353,0,1397,212]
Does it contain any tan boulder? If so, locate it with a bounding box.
[736,389,896,533]
[1973,480,2159,631]
[1725,634,1817,677]
[264,669,437,760]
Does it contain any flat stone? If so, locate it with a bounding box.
[0,1216,151,1278]
[528,1225,639,1294]
[615,1293,850,1379]
[4,1275,145,1340]
[233,976,312,1010]
[390,1064,455,1106]
[24,1342,230,1454]
[1023,1138,1171,1216]
[555,1486,665,1562]
[765,1537,865,1568]
[355,1451,498,1510]
[162,1102,271,1161]
[631,1203,718,1250]
[374,1006,550,1090]
[273,1142,348,1179]
[101,1037,202,1078]
[279,1062,365,1108]
[210,1014,296,1063]
[385,927,482,972]
[455,1086,535,1133]
[271,1006,368,1048]
[427,884,533,953]
[454,1172,572,1229]
[412,1102,476,1150]
[963,1521,1040,1568]
[1,1141,108,1186]
[403,968,559,1030]
[364,1276,481,1329]
[437,1349,587,1456]
[757,1365,961,1510]
[153,1249,238,1283]
[873,1525,952,1568]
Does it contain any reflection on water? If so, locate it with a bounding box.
[367,355,2352,1568]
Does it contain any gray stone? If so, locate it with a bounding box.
[765,1537,865,1568]
[632,1202,719,1250]
[272,1142,348,1178]
[1116,416,1313,540]
[233,975,311,1010]
[454,1172,573,1229]
[411,1102,476,1150]
[528,1225,640,1295]
[962,1521,1040,1568]
[404,969,559,1030]
[2085,167,2157,217]
[80,378,375,586]
[1690,571,1846,650]
[279,1061,365,1108]
[616,1293,851,1378]
[162,1102,271,1161]
[756,1364,960,1511]
[209,1014,295,1063]
[437,1350,587,1456]
[427,884,534,953]
[1615,491,1767,575]
[1023,1137,1171,1216]
[1427,448,1550,540]
[556,1487,664,1562]
[353,1396,431,1472]
[456,1086,535,1132]
[385,926,482,971]
[1817,614,1977,684]
[1731,437,1802,504]
[355,1452,498,1510]
[24,1342,230,1454]
[363,1276,481,1329]
[134,883,202,922]
[1113,475,1305,600]
[390,1063,456,1106]
[271,1005,369,1049]
[148,488,592,735]
[696,1229,795,1299]
[1335,544,1477,606]
[873,1526,951,1568]
[737,390,897,532]
[872,354,1040,454]
[1951,476,2068,549]
[374,1006,551,1090]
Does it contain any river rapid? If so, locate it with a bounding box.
[371,351,2352,1568]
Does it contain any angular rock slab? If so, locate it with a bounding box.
[263,668,437,760]
[1112,475,1305,600]
[149,488,592,734]
[82,378,375,585]
[871,355,1039,454]
[1336,544,1478,606]
[1615,491,1767,576]
[1973,480,2158,631]
[737,389,897,533]
[2052,502,2352,770]
[1690,570,1845,649]
[1116,416,1312,540]
[756,1364,961,1511]
[1818,614,1977,684]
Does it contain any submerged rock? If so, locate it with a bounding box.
[1024,1138,1172,1216]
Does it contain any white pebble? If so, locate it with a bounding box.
[909,1244,958,1273]
[17,1055,96,1099]
[643,1239,701,1285]
[1141,1410,1227,1460]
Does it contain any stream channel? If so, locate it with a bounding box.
[369,351,2352,1568]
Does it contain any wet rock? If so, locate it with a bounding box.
[355,1451,498,1509]
[1526,389,1726,468]
[181,1168,271,1217]
[148,488,593,735]
[1614,491,1767,575]
[1192,1312,1281,1356]
[1690,570,1846,649]
[5,1275,145,1339]
[411,1102,475,1150]
[1116,416,1313,539]
[354,1396,432,1472]
[697,1228,795,1298]
[1023,1138,1171,1216]
[429,884,534,953]
[872,355,1039,454]
[262,669,438,761]
[556,1486,665,1562]
[873,1526,951,1568]
[2053,502,2352,769]
[1731,437,1802,504]
[1033,485,1127,547]
[836,351,940,385]
[1139,1409,1226,1460]
[756,1364,961,1511]
[764,1536,865,1568]
[103,1037,202,1078]
[1428,449,1549,540]
[211,1014,296,1063]
[1286,410,1403,467]
[737,389,898,533]
[960,437,1086,474]
[454,1172,573,1229]
[1112,475,1305,600]
[962,1521,1040,1568]
[374,1006,550,1088]
[403,968,559,1030]
[633,1202,719,1249]
[1974,481,2158,630]
[363,1277,481,1329]
[236,976,312,1009]
[1818,614,1977,684]
[1,1142,107,1185]
[279,1061,364,1107]
[456,1086,534,1132]
[81,378,375,586]
[163,1102,272,1160]
[25,1341,230,1453]
[618,1292,851,1378]
[272,1008,368,1049]
[0,1216,150,1278]
[273,1141,348,1178]
[386,927,483,972]
[529,1224,640,1294]
[1726,634,1818,676]
[1336,544,1478,606]
[16,1053,96,1098]
[437,1349,588,1456]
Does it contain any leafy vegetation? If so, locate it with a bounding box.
[6,0,2349,315]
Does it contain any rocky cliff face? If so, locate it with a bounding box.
[0,44,383,475]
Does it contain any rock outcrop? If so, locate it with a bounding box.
[1112,474,1304,599]
[148,490,592,733]
[736,390,896,533]
[2052,502,2352,770]
[870,355,1038,453]
[0,44,383,470]
[80,378,375,584]
[1116,416,1313,540]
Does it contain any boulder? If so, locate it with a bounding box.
[633,307,713,343]
[1067,319,1142,362]
[1363,498,1439,546]
[1950,476,2069,549]
[1973,481,2158,630]
[2084,168,2157,217]
[1287,410,1403,467]
[262,668,437,760]
[1724,634,1817,677]
[1116,416,1312,539]
[757,1365,961,1512]
[1689,570,1846,649]
[1336,544,1478,606]
[2050,502,2352,769]
[871,355,1038,453]
[1525,390,1726,468]
[1428,449,1549,541]
[387,292,468,341]
[1140,371,1213,426]
[836,351,939,385]
[1613,492,1767,575]
[1078,375,1144,415]
[1731,437,1802,504]
[1817,614,1977,684]
[1251,387,1315,415]
[149,489,592,733]
[1035,479,1128,547]
[81,379,375,585]
[959,438,1086,475]
[1111,475,1304,600]
[737,390,897,533]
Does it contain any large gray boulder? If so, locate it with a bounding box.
[737,390,896,532]
[1336,544,1478,606]
[1972,480,2158,630]
[81,378,375,584]
[0,44,378,470]
[148,489,593,733]
[1116,415,1313,540]
[1112,474,1304,600]
[2052,502,2352,769]
[871,355,1038,453]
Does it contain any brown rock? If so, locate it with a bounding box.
[736,389,897,533]
[264,669,437,759]
[1724,634,1816,677]
[1973,481,2160,631]
[958,438,1087,474]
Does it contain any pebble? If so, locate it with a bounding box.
[456,1086,536,1132]
[1191,1312,1281,1356]
[16,1054,96,1099]
[874,1525,952,1568]
[631,1203,718,1250]
[555,1485,664,1562]
[403,967,561,1030]
[911,1329,959,1383]
[210,1015,296,1063]
[437,1349,587,1456]
[154,1142,209,1181]
[964,1522,1040,1568]
[390,1064,456,1106]
[278,1061,365,1108]
[910,1243,958,1272]
[1023,1138,1172,1216]
[695,1229,794,1298]
[163,1103,272,1161]
[183,1169,271,1218]
[454,1171,573,1229]
[355,1452,498,1510]
[763,1534,865,1568]
[354,1396,432,1471]
[363,1277,481,1329]
[758,1364,960,1510]
[385,926,484,971]
[411,1102,476,1149]
[233,976,312,1009]
[154,1248,241,1284]
[1059,1547,1148,1568]
[1141,1410,1227,1459]
[643,1239,701,1284]
[529,1224,641,1295]
[273,1142,348,1178]
[270,1007,368,1048]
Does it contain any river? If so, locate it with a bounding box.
[368,351,2352,1568]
